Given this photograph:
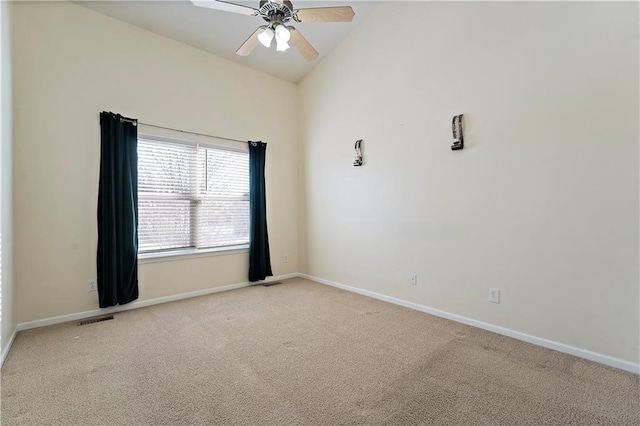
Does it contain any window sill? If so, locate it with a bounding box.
[138,245,249,264]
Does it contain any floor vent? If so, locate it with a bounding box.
[77,315,114,326]
[262,281,282,287]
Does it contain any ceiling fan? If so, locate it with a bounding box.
[191,0,355,61]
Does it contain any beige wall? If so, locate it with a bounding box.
[299,2,639,363]
[11,1,298,323]
[1,0,15,354]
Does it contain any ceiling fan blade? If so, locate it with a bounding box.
[236,27,263,56]
[289,27,319,61]
[191,0,258,16]
[295,6,355,23]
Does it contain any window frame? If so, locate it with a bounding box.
[136,133,250,262]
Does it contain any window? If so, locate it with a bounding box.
[137,136,250,255]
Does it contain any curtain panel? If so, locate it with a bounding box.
[97,111,139,307]
[248,141,273,282]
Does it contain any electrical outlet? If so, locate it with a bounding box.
[283,254,289,264]
[489,288,500,303]
[409,274,417,286]
[87,280,97,292]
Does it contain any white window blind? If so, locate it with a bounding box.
[138,137,249,254]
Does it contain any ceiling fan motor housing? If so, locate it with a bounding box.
[259,0,295,24]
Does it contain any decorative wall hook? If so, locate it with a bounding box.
[451,114,464,151]
[353,139,363,166]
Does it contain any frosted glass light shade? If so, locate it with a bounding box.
[274,24,290,52]
[275,24,291,43]
[276,40,290,52]
[258,27,274,48]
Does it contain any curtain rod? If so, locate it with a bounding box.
[119,117,252,145]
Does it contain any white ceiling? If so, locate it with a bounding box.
[76,0,379,82]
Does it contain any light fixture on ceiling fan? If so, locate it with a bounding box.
[191,0,355,61]
[256,23,291,51]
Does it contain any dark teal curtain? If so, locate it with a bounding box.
[248,141,273,282]
[97,112,139,308]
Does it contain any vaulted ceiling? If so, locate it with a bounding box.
[77,0,379,82]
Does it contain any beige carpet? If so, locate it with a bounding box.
[1,278,638,425]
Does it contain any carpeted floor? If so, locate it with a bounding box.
[1,278,638,425]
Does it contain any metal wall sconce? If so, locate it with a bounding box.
[353,139,363,166]
[451,114,464,151]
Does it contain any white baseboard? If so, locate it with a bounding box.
[15,273,298,333]
[299,273,640,375]
[6,272,638,375]
[1,325,18,367]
